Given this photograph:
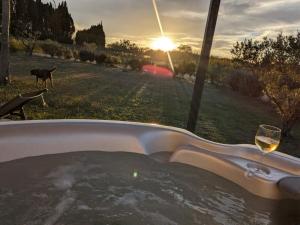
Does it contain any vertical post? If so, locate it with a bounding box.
[187,0,221,133]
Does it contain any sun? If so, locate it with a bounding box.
[151,36,176,52]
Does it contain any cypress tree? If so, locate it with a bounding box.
[75,22,106,48]
[10,0,75,44]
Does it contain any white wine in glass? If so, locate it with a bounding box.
[255,136,280,153]
[246,125,281,178]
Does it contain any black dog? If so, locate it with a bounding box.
[31,67,56,88]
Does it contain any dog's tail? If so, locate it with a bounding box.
[49,67,57,73]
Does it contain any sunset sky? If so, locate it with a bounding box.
[58,0,300,57]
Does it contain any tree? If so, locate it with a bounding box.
[15,21,41,56]
[106,40,141,54]
[10,0,75,44]
[263,69,300,137]
[50,1,75,44]
[231,33,300,137]
[75,23,105,47]
[177,44,192,54]
[0,0,10,85]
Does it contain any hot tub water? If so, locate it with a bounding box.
[0,151,299,225]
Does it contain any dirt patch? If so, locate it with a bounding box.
[71,73,98,79]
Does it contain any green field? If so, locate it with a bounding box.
[1,54,299,157]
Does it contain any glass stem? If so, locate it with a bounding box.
[256,152,267,173]
[259,152,266,165]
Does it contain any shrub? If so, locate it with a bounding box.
[82,42,98,51]
[227,71,240,92]
[105,55,121,66]
[39,40,62,57]
[79,50,95,62]
[63,48,73,59]
[72,49,79,60]
[176,61,196,76]
[104,56,113,65]
[126,58,151,71]
[111,56,122,64]
[127,58,142,71]
[104,56,114,66]
[207,63,229,86]
[95,54,107,65]
[9,38,24,53]
[227,69,262,97]
[55,47,63,58]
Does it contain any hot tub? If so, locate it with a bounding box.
[0,120,299,224]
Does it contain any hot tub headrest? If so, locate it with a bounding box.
[278,177,300,199]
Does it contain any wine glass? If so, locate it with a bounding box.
[246,124,281,178]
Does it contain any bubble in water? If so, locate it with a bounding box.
[133,170,138,178]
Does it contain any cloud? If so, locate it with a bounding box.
[162,10,206,20]
[48,0,300,58]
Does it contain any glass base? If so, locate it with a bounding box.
[245,162,271,178]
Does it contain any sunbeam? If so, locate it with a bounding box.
[152,0,175,72]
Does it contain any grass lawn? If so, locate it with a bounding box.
[1,53,299,157]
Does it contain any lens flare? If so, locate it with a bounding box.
[151,36,176,52]
[152,0,175,72]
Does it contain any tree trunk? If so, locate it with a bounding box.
[0,0,10,85]
[281,119,296,138]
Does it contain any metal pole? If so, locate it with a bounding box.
[187,0,221,132]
